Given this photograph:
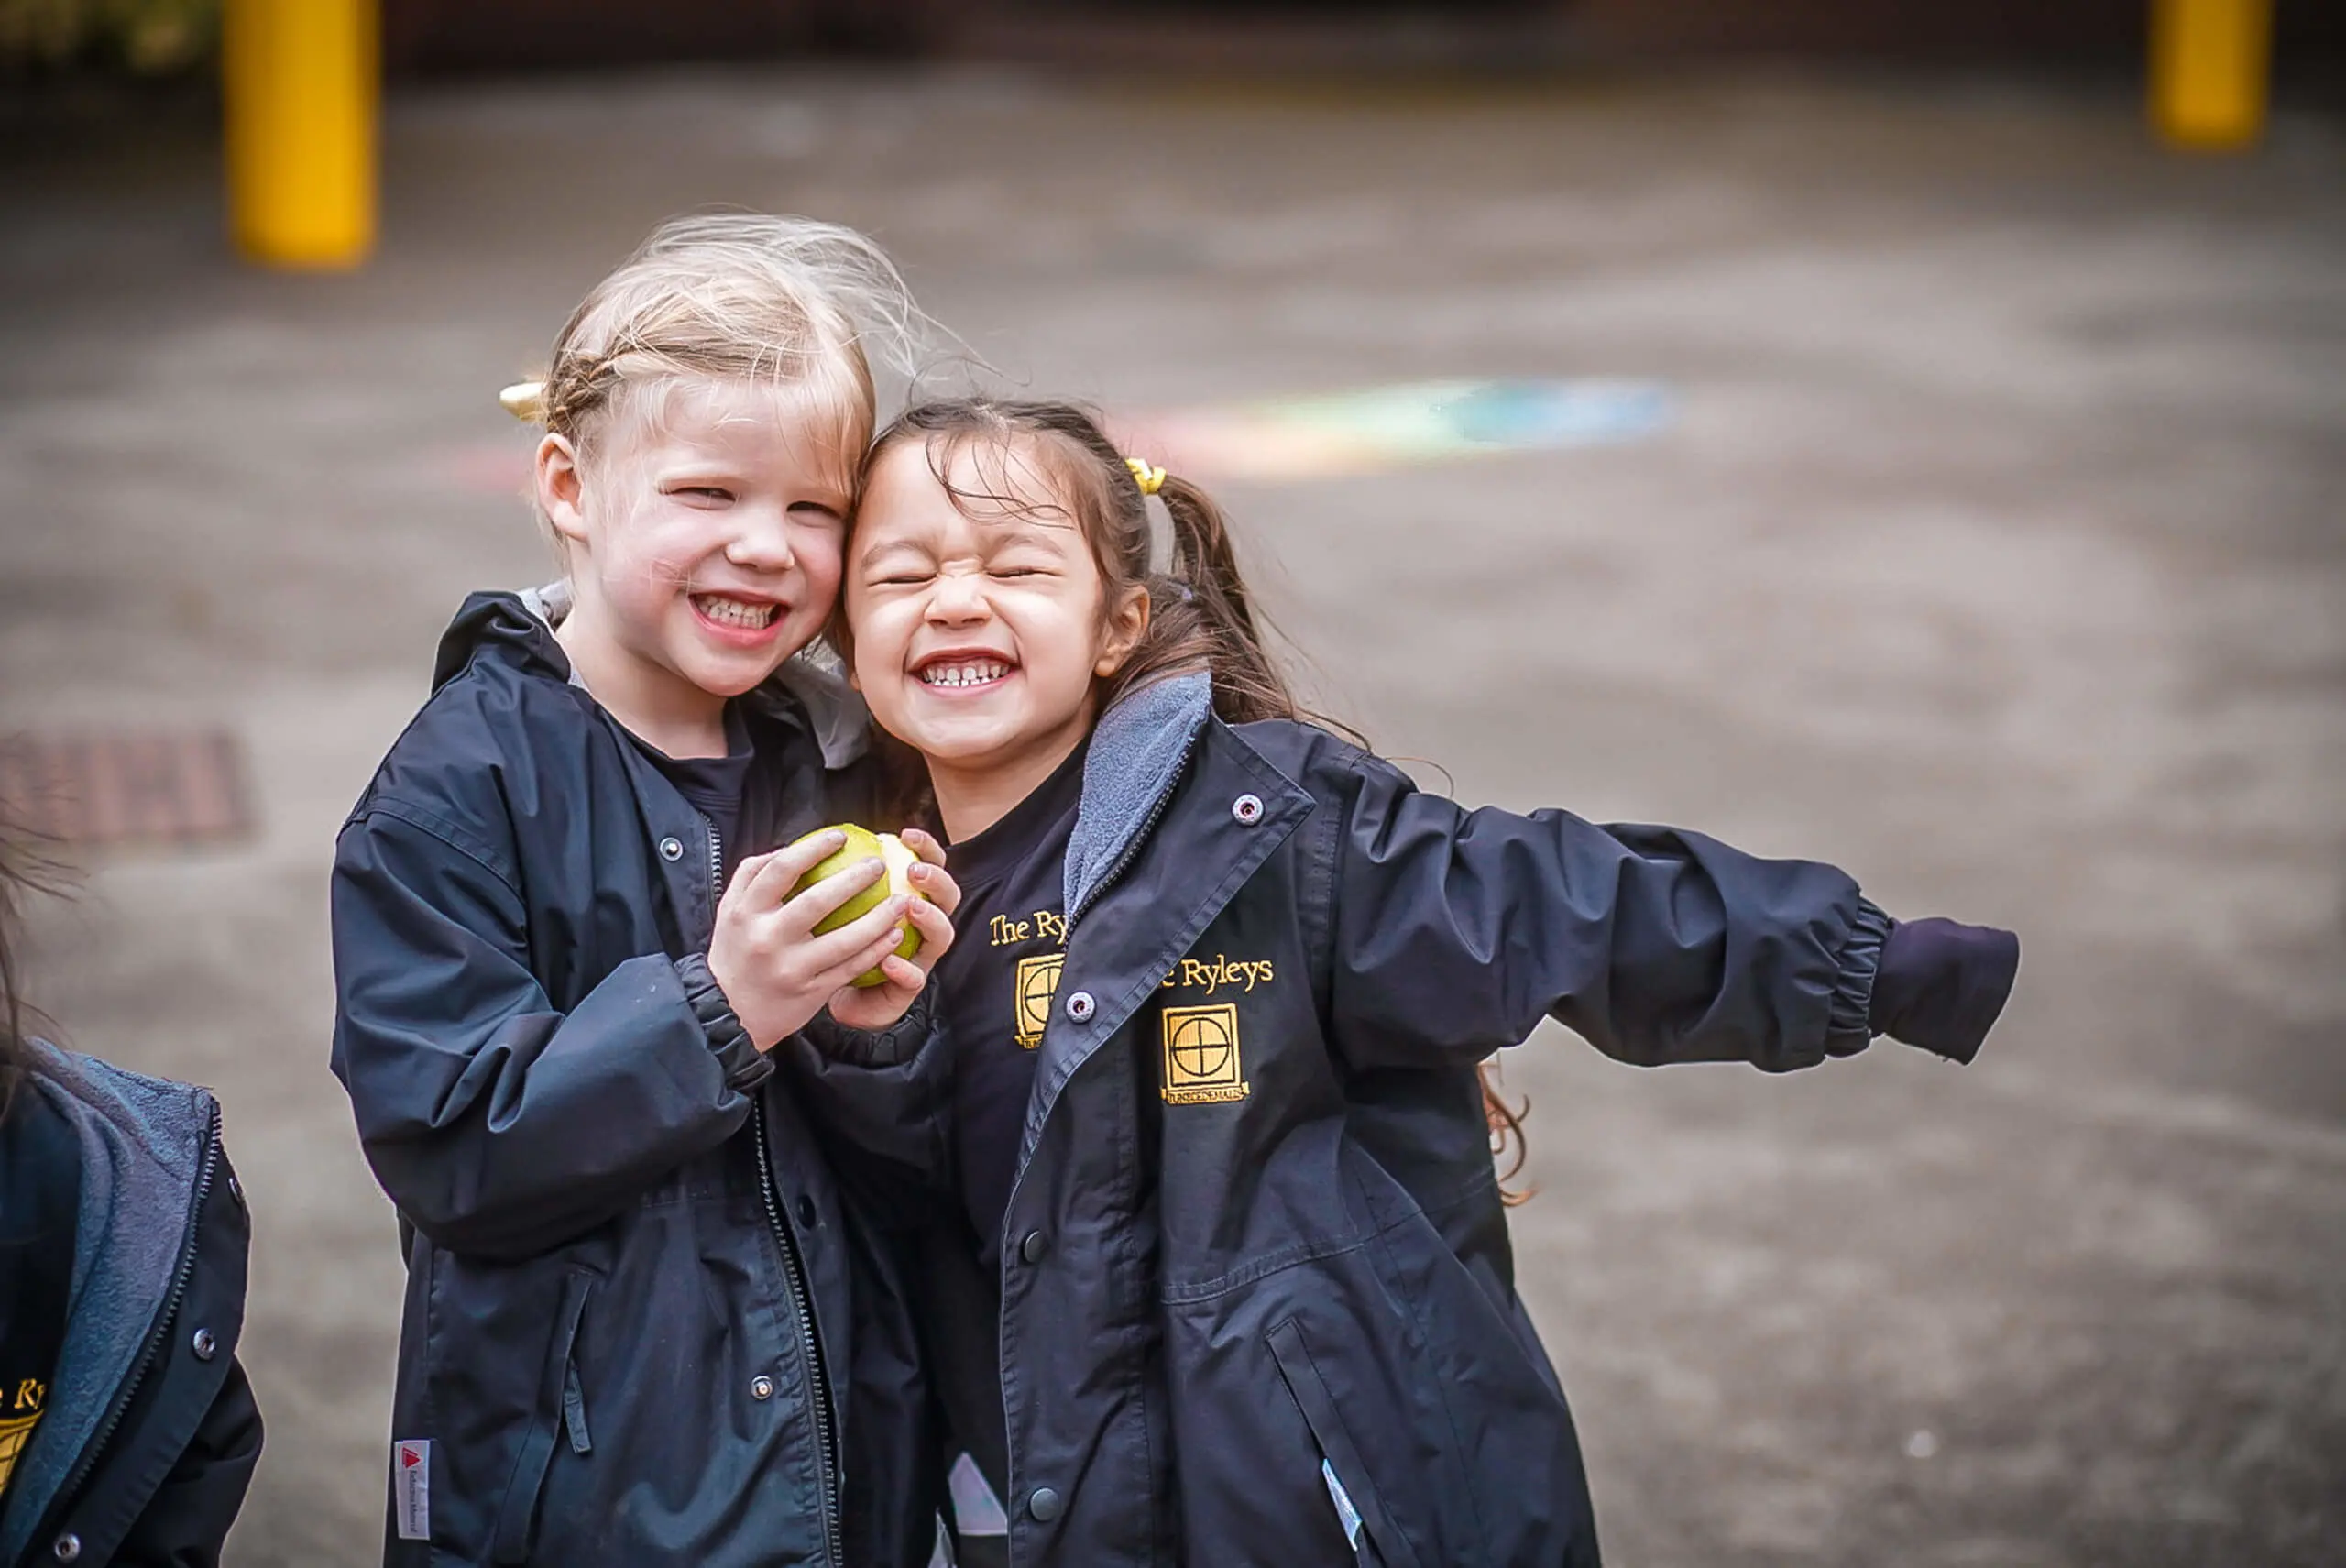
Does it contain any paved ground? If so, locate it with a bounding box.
[4,66,2342,1567]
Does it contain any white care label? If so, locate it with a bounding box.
[947,1451,1009,1536]
[1321,1457,1364,1548]
[394,1439,431,1540]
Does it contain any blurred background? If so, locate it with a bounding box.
[4,2,2343,1564]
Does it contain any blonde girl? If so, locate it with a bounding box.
[330,216,959,1568]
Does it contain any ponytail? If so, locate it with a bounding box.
[1105,472,1302,728]
[0,809,64,1121]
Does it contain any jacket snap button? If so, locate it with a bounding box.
[191,1327,217,1362]
[1063,990,1095,1023]
[1232,793,1264,826]
[227,1172,245,1207]
[1027,1486,1063,1522]
[658,836,685,861]
[751,1375,776,1401]
[795,1194,818,1230]
[52,1536,81,1563]
[1020,1230,1047,1264]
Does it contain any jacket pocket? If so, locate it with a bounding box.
[1267,1318,1424,1568]
[491,1267,596,1563]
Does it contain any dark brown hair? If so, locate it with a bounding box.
[850,396,1529,1199]
[0,812,63,1119]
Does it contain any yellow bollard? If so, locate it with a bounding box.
[225,0,378,269]
[2150,0,2272,151]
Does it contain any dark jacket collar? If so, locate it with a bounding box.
[1064,672,1216,920]
[0,1041,217,1563]
[433,585,872,773]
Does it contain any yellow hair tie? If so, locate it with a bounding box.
[1124,456,1166,496]
[499,380,548,423]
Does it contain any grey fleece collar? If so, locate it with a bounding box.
[1065,672,1215,920]
[0,1042,215,1563]
[519,580,871,771]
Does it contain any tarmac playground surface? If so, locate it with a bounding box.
[2,65,2342,1567]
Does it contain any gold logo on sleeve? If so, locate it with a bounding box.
[1161,1004,1249,1104]
[1014,953,1063,1049]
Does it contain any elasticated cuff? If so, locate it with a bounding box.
[676,953,773,1094]
[1870,918,2021,1065]
[802,988,936,1069]
[1824,895,1895,1055]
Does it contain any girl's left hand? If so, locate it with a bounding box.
[826,828,959,1032]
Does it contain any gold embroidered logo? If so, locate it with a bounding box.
[1161,1004,1249,1104]
[0,1412,38,1491]
[1158,954,1276,995]
[1014,953,1063,1049]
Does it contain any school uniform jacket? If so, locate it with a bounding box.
[0,1043,262,1568]
[832,671,1982,1568]
[329,590,936,1568]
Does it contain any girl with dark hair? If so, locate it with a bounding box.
[820,397,2021,1567]
[0,822,262,1567]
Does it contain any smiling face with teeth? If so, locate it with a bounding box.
[847,434,1149,839]
[535,376,854,757]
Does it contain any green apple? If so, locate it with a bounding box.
[790,824,925,988]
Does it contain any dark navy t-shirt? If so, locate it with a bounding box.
[937,738,1088,1275]
[0,1087,80,1498]
[633,704,756,885]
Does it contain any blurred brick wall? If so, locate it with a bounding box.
[1572,0,2145,60]
[1574,0,2341,62]
[383,0,2343,75]
[382,0,943,73]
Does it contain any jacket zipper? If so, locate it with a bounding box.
[50,1100,222,1516]
[1066,721,1206,933]
[753,1106,843,1567]
[707,814,843,1568]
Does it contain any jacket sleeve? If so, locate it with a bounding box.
[331,802,766,1259]
[110,1357,263,1568]
[1327,752,1896,1074]
[779,999,957,1205]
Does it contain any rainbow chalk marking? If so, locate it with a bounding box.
[1123,378,1674,485]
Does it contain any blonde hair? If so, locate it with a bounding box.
[526,213,929,533]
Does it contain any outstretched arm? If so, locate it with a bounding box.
[1328,753,2015,1073]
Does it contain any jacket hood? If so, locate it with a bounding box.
[431,587,569,691]
[431,585,870,772]
[0,1042,217,1563]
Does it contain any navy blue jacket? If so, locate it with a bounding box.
[329,591,937,1568]
[0,1042,262,1568]
[835,673,2008,1568]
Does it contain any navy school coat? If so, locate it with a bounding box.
[329,590,937,1568]
[817,671,1969,1568]
[0,1044,262,1568]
